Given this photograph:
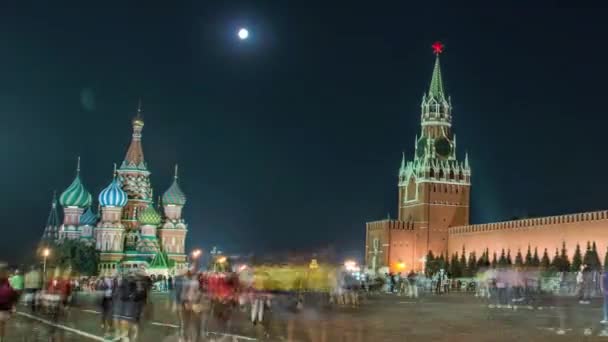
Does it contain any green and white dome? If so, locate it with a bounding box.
[59,160,92,208]
[162,165,186,206]
[138,206,162,226]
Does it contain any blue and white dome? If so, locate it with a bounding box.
[98,179,128,207]
[79,207,98,226]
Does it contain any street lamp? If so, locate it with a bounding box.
[191,249,202,271]
[42,248,50,281]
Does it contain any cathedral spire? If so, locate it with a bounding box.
[121,101,147,170]
[42,191,60,242]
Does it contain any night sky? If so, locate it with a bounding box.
[2,2,608,263]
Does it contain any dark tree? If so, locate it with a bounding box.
[468,251,477,276]
[540,248,551,269]
[559,241,570,272]
[460,247,468,276]
[449,253,461,278]
[525,245,533,266]
[51,240,99,276]
[532,247,540,267]
[604,248,608,272]
[590,241,602,270]
[583,241,593,267]
[515,249,524,267]
[550,248,561,272]
[498,249,507,267]
[571,243,583,272]
[506,249,513,265]
[491,252,498,268]
[425,250,436,276]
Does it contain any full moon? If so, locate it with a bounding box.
[238,28,249,40]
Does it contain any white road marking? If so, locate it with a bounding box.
[82,309,102,314]
[151,321,179,328]
[16,311,106,341]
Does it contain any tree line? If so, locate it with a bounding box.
[424,241,606,277]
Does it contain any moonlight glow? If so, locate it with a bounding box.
[238,28,249,40]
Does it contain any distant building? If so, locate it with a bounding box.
[366,46,608,272]
[45,104,188,276]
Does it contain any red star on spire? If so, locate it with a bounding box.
[432,41,444,55]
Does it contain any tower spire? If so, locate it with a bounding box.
[174,164,179,180]
[121,101,147,170]
[429,42,445,100]
[42,191,60,242]
[76,156,81,175]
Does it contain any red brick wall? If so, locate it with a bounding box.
[448,210,608,262]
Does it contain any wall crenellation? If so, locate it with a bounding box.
[449,210,608,235]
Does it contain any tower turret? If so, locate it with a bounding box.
[159,164,188,269]
[117,102,153,232]
[58,157,92,240]
[41,191,60,244]
[96,165,128,275]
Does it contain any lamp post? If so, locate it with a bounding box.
[42,248,50,282]
[190,249,202,271]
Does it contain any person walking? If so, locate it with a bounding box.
[97,276,114,337]
[407,271,418,299]
[24,266,42,312]
[580,264,592,304]
[0,265,18,342]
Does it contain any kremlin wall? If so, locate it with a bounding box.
[365,44,607,273]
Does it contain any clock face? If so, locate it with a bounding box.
[434,138,452,158]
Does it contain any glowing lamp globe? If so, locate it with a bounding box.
[238,28,249,40]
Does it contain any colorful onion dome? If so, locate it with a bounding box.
[162,165,186,206]
[138,206,162,226]
[79,207,97,226]
[59,158,92,208]
[98,178,128,207]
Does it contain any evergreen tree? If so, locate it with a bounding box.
[604,248,608,272]
[476,249,487,268]
[550,248,561,272]
[532,247,540,267]
[425,250,436,276]
[515,249,524,267]
[506,249,513,265]
[468,251,477,276]
[591,241,602,270]
[498,249,507,267]
[449,253,461,278]
[559,241,570,272]
[460,247,468,276]
[524,245,533,266]
[491,252,498,268]
[540,248,551,269]
[437,253,446,271]
[571,243,583,272]
[583,241,593,268]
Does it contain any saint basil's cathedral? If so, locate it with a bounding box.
[41,106,188,276]
[366,43,608,273]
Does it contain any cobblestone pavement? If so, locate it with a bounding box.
[4,292,608,341]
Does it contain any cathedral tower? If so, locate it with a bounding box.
[398,42,471,260]
[117,103,153,250]
[159,165,188,268]
[96,167,129,275]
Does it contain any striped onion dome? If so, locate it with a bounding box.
[162,165,186,206]
[98,178,128,207]
[79,207,97,226]
[138,206,161,226]
[59,174,92,208]
[162,179,186,206]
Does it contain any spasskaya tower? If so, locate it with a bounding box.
[366,42,471,272]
